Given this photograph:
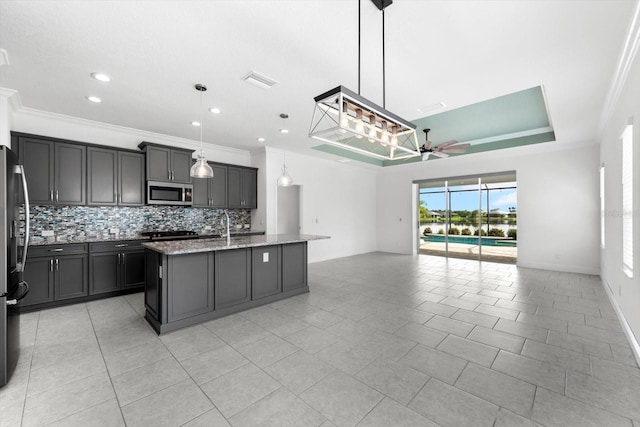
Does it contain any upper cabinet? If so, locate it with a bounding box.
[228,166,257,209]
[17,136,86,205]
[138,142,194,184]
[192,162,228,208]
[87,147,144,206]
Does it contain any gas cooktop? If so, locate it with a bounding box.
[140,230,199,240]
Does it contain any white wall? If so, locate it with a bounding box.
[11,108,251,166]
[600,39,640,351]
[376,142,601,275]
[258,147,378,263]
[0,88,19,148]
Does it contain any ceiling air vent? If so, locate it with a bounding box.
[242,71,277,89]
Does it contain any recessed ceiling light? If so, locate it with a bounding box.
[86,96,102,103]
[208,107,221,114]
[257,137,265,142]
[280,129,289,134]
[91,72,111,82]
[190,121,201,127]
[242,71,277,89]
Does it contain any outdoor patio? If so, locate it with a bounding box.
[419,240,517,264]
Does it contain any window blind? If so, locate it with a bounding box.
[622,124,633,277]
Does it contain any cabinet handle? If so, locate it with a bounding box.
[55,190,59,202]
[114,244,128,248]
[122,253,126,267]
[117,253,121,264]
[55,258,59,271]
[49,248,63,252]
[50,189,54,201]
[49,259,53,271]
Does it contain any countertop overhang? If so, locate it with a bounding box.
[141,234,330,255]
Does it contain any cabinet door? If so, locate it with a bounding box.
[55,254,88,300]
[119,152,145,206]
[167,253,214,322]
[282,243,307,292]
[21,257,54,306]
[170,150,193,183]
[89,252,120,294]
[19,137,54,204]
[215,249,251,309]
[55,143,86,205]
[251,246,281,300]
[211,164,228,208]
[243,169,258,209]
[146,146,171,181]
[227,167,243,208]
[191,160,210,207]
[87,147,117,206]
[122,250,145,288]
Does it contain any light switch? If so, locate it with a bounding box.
[263,252,269,263]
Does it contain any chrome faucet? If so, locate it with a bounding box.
[221,210,231,245]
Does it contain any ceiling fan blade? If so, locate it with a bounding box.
[440,148,467,154]
[447,143,470,150]
[431,151,449,158]
[435,140,459,149]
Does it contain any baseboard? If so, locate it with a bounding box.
[516,260,600,276]
[602,278,640,368]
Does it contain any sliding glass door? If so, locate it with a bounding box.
[417,172,517,264]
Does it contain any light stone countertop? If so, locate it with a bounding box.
[142,234,330,255]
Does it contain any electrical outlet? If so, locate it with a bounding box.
[42,230,54,237]
[109,228,119,234]
[263,252,269,263]
[204,225,212,230]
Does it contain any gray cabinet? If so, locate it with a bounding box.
[21,244,88,307]
[252,246,281,300]
[18,137,86,205]
[88,148,144,206]
[167,253,214,322]
[282,243,307,292]
[228,167,257,209]
[138,142,194,184]
[193,162,228,208]
[215,248,251,309]
[89,241,145,295]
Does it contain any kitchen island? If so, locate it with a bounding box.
[142,234,329,334]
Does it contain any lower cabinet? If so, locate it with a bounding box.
[252,246,281,300]
[215,248,251,310]
[22,244,88,307]
[144,242,309,334]
[89,241,145,295]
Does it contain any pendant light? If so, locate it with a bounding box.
[277,150,293,187]
[308,0,420,161]
[190,83,215,179]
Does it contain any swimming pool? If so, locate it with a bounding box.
[421,235,517,247]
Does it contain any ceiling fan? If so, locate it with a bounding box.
[420,129,470,159]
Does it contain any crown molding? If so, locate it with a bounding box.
[14,106,250,157]
[598,0,640,136]
[0,87,23,112]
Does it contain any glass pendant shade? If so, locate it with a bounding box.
[277,166,293,187]
[190,150,214,178]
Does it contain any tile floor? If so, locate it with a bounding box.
[1,252,639,427]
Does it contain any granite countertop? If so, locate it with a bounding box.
[142,234,330,255]
[27,230,266,246]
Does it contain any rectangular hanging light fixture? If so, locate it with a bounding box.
[309,85,421,161]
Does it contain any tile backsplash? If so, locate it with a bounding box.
[27,205,252,244]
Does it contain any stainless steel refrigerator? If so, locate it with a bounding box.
[1,145,30,387]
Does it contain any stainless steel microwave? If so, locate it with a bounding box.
[147,181,193,206]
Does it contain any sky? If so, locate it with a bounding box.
[420,187,517,211]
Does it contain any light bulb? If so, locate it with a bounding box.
[368,115,377,142]
[340,102,349,129]
[390,126,398,146]
[354,109,364,139]
[380,121,389,146]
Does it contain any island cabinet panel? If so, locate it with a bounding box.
[252,246,281,300]
[215,248,251,309]
[167,253,214,322]
[282,242,307,292]
[145,250,161,322]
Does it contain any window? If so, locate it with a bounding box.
[622,124,633,278]
[600,165,605,248]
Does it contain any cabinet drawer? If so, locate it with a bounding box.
[29,243,88,257]
[89,240,144,253]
